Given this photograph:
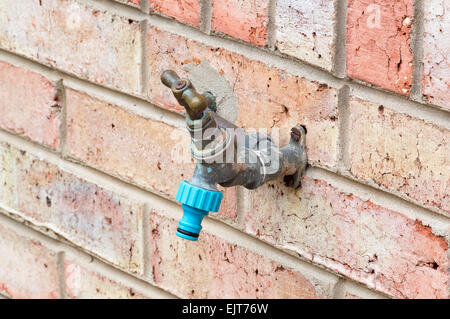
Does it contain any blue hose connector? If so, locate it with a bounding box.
[175,180,223,241]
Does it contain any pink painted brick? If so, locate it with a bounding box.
[65,261,146,299]
[0,0,141,95]
[216,186,237,219]
[65,88,237,220]
[148,212,329,298]
[0,223,59,299]
[348,97,450,215]
[149,1,200,27]
[347,0,413,95]
[243,177,448,298]
[275,0,336,71]
[147,27,339,168]
[212,0,269,46]
[66,88,193,199]
[422,0,450,110]
[0,143,144,273]
[0,61,61,149]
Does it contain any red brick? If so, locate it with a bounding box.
[65,88,237,220]
[275,0,336,71]
[422,0,450,110]
[0,143,144,273]
[211,0,269,46]
[66,88,193,198]
[0,0,142,95]
[149,0,200,26]
[148,212,329,298]
[348,97,450,215]
[147,27,339,168]
[65,261,146,299]
[216,187,237,219]
[243,177,448,298]
[0,223,59,299]
[347,0,413,95]
[0,62,61,149]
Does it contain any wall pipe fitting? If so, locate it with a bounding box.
[161,70,308,241]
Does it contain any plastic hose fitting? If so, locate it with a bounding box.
[175,181,223,241]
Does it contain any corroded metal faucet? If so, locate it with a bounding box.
[161,70,308,241]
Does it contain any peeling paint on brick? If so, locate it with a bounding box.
[0,62,61,149]
[0,0,447,301]
[0,143,144,273]
[149,212,329,298]
[275,0,336,71]
[243,177,448,298]
[0,0,141,95]
[347,0,413,94]
[66,88,194,199]
[150,0,200,26]
[348,97,450,215]
[0,223,59,299]
[212,0,269,46]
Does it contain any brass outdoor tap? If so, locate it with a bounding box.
[161,69,308,241]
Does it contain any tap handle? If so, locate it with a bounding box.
[161,70,181,88]
[161,70,211,120]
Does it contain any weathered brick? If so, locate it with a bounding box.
[0,61,61,149]
[149,1,200,26]
[211,0,268,46]
[216,186,237,220]
[422,0,450,110]
[0,0,141,95]
[148,212,330,298]
[0,143,144,273]
[66,88,193,198]
[0,223,59,298]
[243,177,448,298]
[348,97,450,215]
[65,261,146,299]
[66,88,237,219]
[347,0,413,95]
[147,27,339,168]
[275,0,336,71]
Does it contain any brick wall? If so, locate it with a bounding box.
[0,0,448,299]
